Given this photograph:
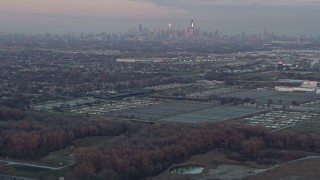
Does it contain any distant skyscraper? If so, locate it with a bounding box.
[191,19,194,29]
[187,19,195,37]
[168,23,172,30]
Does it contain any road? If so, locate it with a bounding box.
[0,159,74,170]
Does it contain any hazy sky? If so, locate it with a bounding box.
[1,0,320,35]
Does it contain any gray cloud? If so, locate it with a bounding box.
[132,0,320,5]
[132,0,320,17]
[131,0,320,17]
[134,0,320,6]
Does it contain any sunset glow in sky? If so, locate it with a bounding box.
[1,0,184,17]
[1,0,320,35]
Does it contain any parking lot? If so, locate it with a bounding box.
[241,110,320,130]
[69,98,162,115]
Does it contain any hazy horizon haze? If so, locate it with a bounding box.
[1,0,320,35]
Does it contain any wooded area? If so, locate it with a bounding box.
[73,123,320,179]
[1,106,320,179]
[0,106,137,158]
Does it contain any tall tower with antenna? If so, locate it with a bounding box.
[191,19,194,29]
[187,19,195,37]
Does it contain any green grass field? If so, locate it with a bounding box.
[36,147,73,167]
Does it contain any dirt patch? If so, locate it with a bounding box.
[194,164,266,180]
[184,150,239,168]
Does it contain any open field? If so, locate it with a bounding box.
[0,136,121,179]
[36,147,73,168]
[160,105,261,123]
[14,167,71,180]
[0,159,71,180]
[301,100,320,108]
[293,119,320,132]
[111,101,216,121]
[0,161,8,165]
[218,89,320,105]
[111,101,262,123]
[13,165,50,173]
[250,157,320,180]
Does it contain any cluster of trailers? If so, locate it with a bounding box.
[243,110,320,130]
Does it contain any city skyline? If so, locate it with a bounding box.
[1,0,320,35]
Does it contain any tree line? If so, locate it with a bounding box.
[73,123,320,180]
[0,107,139,159]
[1,106,320,180]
